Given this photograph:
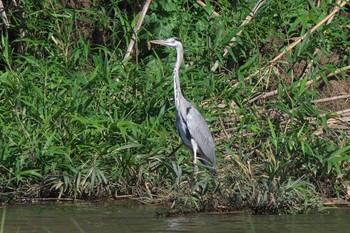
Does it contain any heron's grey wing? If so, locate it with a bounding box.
[185,106,216,167]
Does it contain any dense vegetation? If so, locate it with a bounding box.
[0,0,350,214]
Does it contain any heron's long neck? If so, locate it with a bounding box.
[174,45,183,108]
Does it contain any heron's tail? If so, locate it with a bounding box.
[208,166,217,177]
[199,157,217,177]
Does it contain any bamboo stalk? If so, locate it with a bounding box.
[124,0,152,61]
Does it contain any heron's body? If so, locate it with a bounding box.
[150,37,216,176]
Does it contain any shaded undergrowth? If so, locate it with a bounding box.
[0,0,350,214]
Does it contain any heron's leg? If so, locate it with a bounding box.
[191,139,198,176]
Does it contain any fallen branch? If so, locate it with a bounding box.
[211,0,265,72]
[124,0,152,61]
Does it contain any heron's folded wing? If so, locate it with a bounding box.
[186,106,215,166]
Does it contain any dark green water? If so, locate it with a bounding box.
[1,201,349,233]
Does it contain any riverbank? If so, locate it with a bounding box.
[0,1,349,214]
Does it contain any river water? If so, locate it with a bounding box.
[1,201,349,233]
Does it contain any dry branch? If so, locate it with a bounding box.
[0,0,9,28]
[211,0,265,72]
[124,0,152,61]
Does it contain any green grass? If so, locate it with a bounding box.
[0,0,350,214]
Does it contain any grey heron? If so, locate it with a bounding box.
[149,37,216,176]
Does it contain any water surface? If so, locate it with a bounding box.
[1,201,349,232]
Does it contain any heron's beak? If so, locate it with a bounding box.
[148,39,168,50]
[149,39,167,45]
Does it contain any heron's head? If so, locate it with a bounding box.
[149,37,182,48]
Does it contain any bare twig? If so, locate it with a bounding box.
[124,0,152,61]
[196,0,220,16]
[0,0,10,28]
[211,0,265,72]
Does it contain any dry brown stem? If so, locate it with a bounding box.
[124,0,152,61]
[0,0,9,28]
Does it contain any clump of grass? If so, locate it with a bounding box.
[0,0,349,214]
